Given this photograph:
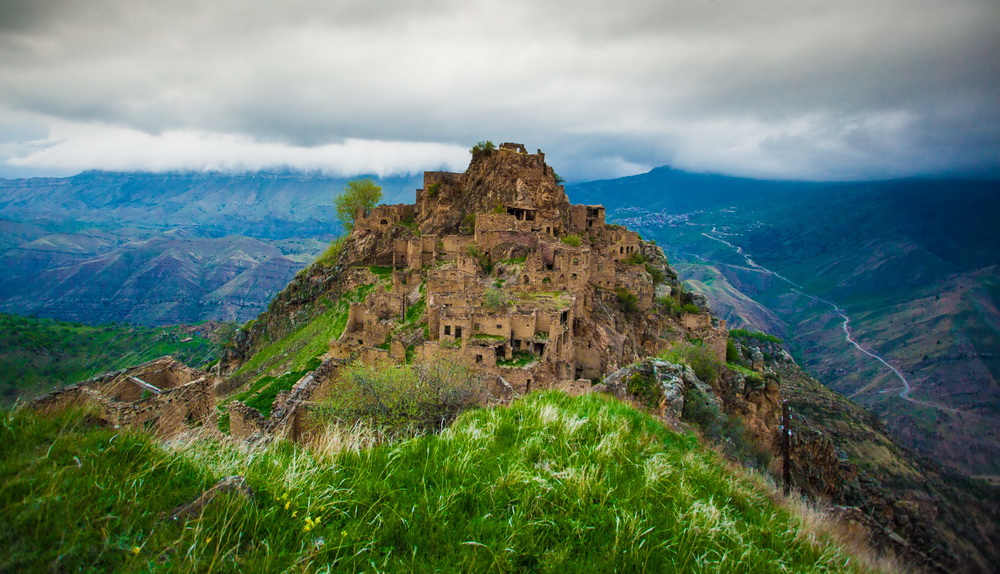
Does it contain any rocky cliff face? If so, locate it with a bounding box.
[732,332,1000,574]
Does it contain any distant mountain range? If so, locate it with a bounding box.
[0,171,421,325]
[569,169,1000,477]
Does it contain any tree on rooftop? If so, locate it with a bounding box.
[335,178,382,233]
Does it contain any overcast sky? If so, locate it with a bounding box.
[1,0,998,181]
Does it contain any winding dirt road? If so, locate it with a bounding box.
[699,228,980,417]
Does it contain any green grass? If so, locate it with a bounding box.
[236,356,325,419]
[0,313,219,404]
[402,283,426,325]
[218,284,374,430]
[727,362,764,383]
[471,334,507,342]
[660,342,721,384]
[497,256,527,265]
[561,234,582,247]
[368,265,394,282]
[226,284,374,388]
[0,393,877,572]
[498,350,537,368]
[729,328,784,345]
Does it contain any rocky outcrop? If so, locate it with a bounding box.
[600,359,717,421]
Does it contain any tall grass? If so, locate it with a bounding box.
[1,393,888,572]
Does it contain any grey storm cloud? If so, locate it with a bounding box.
[0,0,998,180]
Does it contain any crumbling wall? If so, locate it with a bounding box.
[229,401,267,440]
[28,357,216,438]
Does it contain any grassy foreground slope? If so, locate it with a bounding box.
[1,392,878,573]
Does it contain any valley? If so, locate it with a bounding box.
[0,171,421,325]
[568,172,1000,476]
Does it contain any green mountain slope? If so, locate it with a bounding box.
[1,392,884,572]
[0,171,423,325]
[0,313,221,403]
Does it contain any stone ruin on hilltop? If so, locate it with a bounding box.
[343,142,727,384]
[28,143,733,442]
[225,143,731,439]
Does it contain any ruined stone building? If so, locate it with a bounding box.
[29,357,215,437]
[317,142,728,397]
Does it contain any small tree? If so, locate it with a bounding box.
[470,140,496,160]
[335,178,382,233]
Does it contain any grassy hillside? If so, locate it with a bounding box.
[0,392,885,572]
[0,313,220,403]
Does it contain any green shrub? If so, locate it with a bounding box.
[656,295,677,314]
[726,339,740,364]
[729,329,783,345]
[624,252,645,265]
[659,341,721,385]
[316,361,483,434]
[682,383,771,471]
[645,263,665,284]
[626,370,660,408]
[470,140,496,159]
[426,182,441,197]
[615,287,639,313]
[682,382,722,437]
[483,287,509,310]
[561,234,582,247]
[681,303,701,314]
[460,213,476,234]
[466,245,493,274]
[315,236,347,266]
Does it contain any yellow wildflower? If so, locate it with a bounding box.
[284,501,291,510]
[130,546,141,555]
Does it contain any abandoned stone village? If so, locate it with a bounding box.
[31,143,751,443]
